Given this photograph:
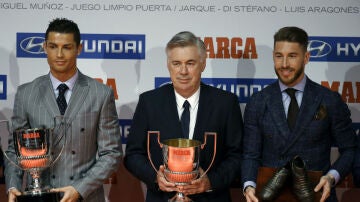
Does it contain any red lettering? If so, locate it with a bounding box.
[94,78,119,100]
[23,132,40,139]
[321,81,359,103]
[203,37,258,59]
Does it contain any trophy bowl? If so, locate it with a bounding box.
[1,117,67,202]
[162,138,200,185]
[147,131,217,202]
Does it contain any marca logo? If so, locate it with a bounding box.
[202,37,258,59]
[155,77,276,103]
[17,33,145,59]
[321,81,360,103]
[23,132,40,139]
[309,36,360,62]
[0,75,6,100]
[119,119,132,144]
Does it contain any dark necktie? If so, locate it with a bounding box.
[181,100,190,138]
[57,84,68,115]
[285,88,299,131]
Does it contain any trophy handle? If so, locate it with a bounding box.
[0,120,23,170]
[199,132,217,179]
[147,131,163,172]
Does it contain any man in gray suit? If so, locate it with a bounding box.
[241,26,356,202]
[5,18,122,202]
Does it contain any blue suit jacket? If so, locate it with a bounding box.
[241,77,356,185]
[353,135,360,187]
[124,83,243,202]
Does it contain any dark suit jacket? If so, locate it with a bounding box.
[5,71,122,202]
[124,83,243,202]
[353,135,360,187]
[241,77,356,185]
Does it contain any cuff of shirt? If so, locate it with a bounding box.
[243,181,257,192]
[327,169,340,186]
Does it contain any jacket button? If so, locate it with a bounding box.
[71,151,76,155]
[52,175,56,179]
[70,176,74,180]
[80,128,85,132]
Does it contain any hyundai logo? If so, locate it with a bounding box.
[20,37,45,54]
[308,40,332,58]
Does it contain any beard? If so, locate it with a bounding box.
[275,64,305,87]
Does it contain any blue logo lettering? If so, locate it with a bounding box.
[17,33,145,59]
[155,77,277,104]
[309,36,360,62]
[0,75,7,100]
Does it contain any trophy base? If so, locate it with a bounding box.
[17,192,61,202]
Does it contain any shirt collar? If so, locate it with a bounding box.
[279,74,307,92]
[174,87,200,109]
[50,69,79,91]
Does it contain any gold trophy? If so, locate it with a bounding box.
[147,131,217,202]
[1,116,67,202]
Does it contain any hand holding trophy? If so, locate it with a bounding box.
[147,131,217,202]
[1,116,68,202]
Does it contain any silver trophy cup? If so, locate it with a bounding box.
[147,131,217,202]
[1,116,67,202]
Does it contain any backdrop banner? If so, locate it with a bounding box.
[0,0,359,201]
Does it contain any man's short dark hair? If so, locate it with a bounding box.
[45,18,81,46]
[274,26,308,52]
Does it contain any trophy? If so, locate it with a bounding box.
[147,131,217,202]
[1,116,67,202]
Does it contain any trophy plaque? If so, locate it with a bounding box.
[147,131,217,202]
[1,117,67,202]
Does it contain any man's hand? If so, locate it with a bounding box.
[51,186,81,202]
[177,168,211,196]
[157,165,177,192]
[244,186,258,202]
[8,188,21,202]
[314,174,335,202]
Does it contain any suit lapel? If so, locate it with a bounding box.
[65,72,89,123]
[159,84,184,140]
[281,78,323,154]
[40,74,59,118]
[193,84,213,142]
[266,83,290,140]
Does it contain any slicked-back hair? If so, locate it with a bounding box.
[274,26,308,52]
[166,31,206,61]
[45,18,81,46]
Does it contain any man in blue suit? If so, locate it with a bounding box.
[124,31,243,201]
[241,27,356,202]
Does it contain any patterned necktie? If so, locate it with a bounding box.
[57,84,68,115]
[285,88,299,131]
[181,100,190,138]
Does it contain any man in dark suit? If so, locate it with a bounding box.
[241,27,356,202]
[5,18,122,202]
[124,31,243,201]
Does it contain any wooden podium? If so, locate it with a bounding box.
[256,167,322,202]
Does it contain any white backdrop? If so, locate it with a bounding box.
[0,0,359,200]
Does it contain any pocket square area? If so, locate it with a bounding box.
[314,105,327,120]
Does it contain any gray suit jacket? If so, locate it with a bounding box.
[5,71,122,202]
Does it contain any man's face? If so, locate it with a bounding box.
[43,32,82,81]
[273,41,309,87]
[167,46,206,98]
